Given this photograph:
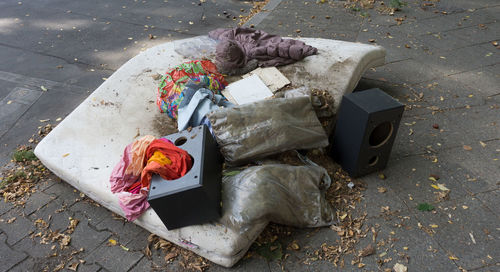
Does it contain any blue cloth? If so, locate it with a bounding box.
[177,79,233,131]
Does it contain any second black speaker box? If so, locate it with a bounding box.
[331,88,404,177]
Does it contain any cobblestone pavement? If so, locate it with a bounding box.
[1,0,499,271]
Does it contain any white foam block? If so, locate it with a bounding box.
[242,67,291,93]
[34,36,385,267]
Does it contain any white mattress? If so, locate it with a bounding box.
[34,36,385,267]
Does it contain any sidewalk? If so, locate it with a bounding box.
[1,0,499,271]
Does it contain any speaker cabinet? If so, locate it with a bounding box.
[331,88,404,177]
[147,125,222,230]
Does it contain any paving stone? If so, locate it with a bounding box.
[438,143,500,193]
[0,232,27,272]
[476,190,500,217]
[94,216,147,245]
[363,59,444,85]
[85,242,143,272]
[73,262,102,272]
[380,154,471,205]
[69,221,111,254]
[22,191,55,216]
[410,77,487,111]
[0,198,14,216]
[358,173,410,219]
[43,180,82,206]
[29,197,75,232]
[123,228,150,251]
[0,87,89,166]
[13,235,57,259]
[448,69,500,97]
[0,208,35,245]
[70,199,113,226]
[9,257,35,272]
[354,214,459,271]
[414,196,500,270]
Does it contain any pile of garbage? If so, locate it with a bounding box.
[111,27,339,244]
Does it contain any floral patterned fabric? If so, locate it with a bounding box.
[157,60,227,119]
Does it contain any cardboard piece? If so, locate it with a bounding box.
[221,74,273,105]
[242,67,290,93]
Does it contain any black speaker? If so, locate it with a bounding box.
[331,88,404,177]
[147,125,222,230]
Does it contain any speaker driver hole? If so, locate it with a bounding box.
[368,156,378,166]
[369,122,393,147]
[174,136,187,146]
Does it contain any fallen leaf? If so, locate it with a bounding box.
[359,244,375,257]
[7,217,16,223]
[108,239,117,246]
[462,205,468,210]
[56,117,62,122]
[469,232,476,244]
[449,255,459,260]
[378,173,386,179]
[432,124,439,129]
[369,38,376,42]
[429,174,440,180]
[62,153,70,157]
[120,245,129,251]
[378,187,387,193]
[463,145,472,151]
[40,86,48,91]
[7,100,12,104]
[429,224,438,228]
[394,263,407,272]
[479,141,486,147]
[417,203,434,211]
[436,183,450,191]
[164,252,178,262]
[429,176,438,182]
[339,213,347,220]
[68,262,79,271]
[431,184,440,190]
[289,241,300,250]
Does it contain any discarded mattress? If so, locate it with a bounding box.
[34,36,385,267]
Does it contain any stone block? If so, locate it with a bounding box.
[0,233,27,272]
[85,242,143,272]
[0,209,35,245]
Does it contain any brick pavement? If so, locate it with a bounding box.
[1,0,499,271]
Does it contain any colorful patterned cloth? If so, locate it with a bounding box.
[110,136,193,221]
[157,60,227,119]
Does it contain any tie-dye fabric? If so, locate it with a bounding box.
[157,60,227,119]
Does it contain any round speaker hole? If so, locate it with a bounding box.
[369,122,393,147]
[368,156,378,166]
[174,136,187,146]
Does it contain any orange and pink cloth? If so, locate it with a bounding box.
[110,135,193,221]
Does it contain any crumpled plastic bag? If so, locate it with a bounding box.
[207,96,329,165]
[220,164,335,233]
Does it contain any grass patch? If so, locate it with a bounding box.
[12,149,37,162]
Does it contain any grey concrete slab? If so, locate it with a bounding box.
[210,255,271,272]
[376,154,471,205]
[362,59,444,85]
[476,190,500,217]
[357,22,429,63]
[0,87,88,166]
[410,77,487,111]
[414,196,499,270]
[0,233,27,272]
[353,214,459,271]
[0,87,42,138]
[256,0,362,41]
[0,208,35,245]
[438,143,500,193]
[448,69,500,97]
[8,257,35,272]
[0,44,110,91]
[0,199,14,216]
